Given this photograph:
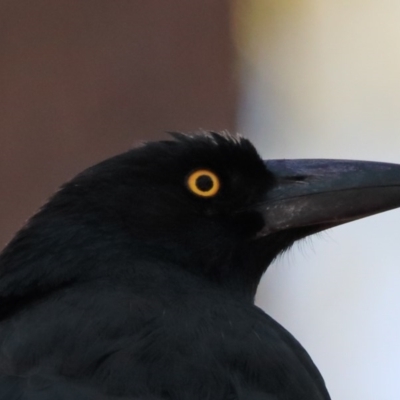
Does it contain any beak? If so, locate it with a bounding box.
[259,159,400,235]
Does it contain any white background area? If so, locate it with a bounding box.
[237,2,400,399]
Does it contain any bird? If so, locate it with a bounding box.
[1,131,400,399]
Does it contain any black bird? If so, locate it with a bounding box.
[1,132,400,399]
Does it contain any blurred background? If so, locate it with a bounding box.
[1,1,400,399]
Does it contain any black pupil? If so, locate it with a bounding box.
[196,175,214,191]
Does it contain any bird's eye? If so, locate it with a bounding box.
[187,169,220,197]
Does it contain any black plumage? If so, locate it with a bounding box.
[1,132,400,399]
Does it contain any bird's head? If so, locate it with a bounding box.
[2,131,400,302]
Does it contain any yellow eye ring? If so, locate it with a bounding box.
[187,169,220,197]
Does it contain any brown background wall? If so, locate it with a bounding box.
[0,1,237,246]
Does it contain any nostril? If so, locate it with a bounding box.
[293,175,307,181]
[283,175,308,182]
